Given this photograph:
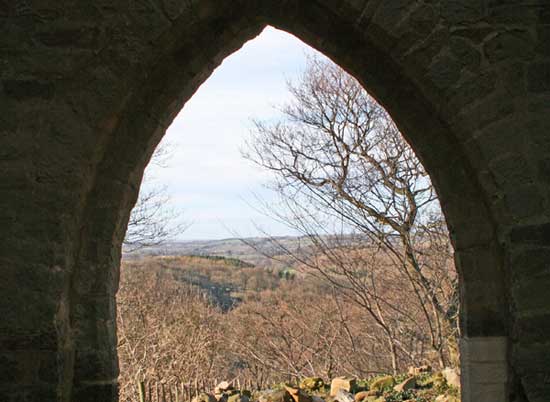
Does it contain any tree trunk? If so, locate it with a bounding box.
[387,335,398,375]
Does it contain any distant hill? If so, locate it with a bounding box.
[121,254,290,311]
[123,236,315,268]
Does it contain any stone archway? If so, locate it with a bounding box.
[1,1,548,401]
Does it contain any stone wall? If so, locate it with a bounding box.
[0,1,548,401]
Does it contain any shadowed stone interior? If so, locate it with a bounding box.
[0,0,549,401]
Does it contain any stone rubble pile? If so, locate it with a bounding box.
[194,366,460,402]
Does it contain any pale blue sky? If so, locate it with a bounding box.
[143,27,326,240]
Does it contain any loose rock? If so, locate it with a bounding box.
[441,367,460,388]
[365,397,385,402]
[435,395,459,402]
[285,386,312,402]
[193,393,217,402]
[393,376,416,392]
[216,381,232,392]
[258,390,293,402]
[354,391,378,402]
[408,365,431,376]
[215,381,235,400]
[300,377,325,391]
[330,377,356,396]
[227,394,249,402]
[369,376,394,392]
[334,389,354,402]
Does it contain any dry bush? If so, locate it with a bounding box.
[117,251,456,400]
[117,259,228,401]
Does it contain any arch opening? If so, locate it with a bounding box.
[95,9,510,401]
[119,25,466,402]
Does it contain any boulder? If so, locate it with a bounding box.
[354,391,378,402]
[393,376,416,392]
[407,365,431,376]
[369,376,394,392]
[215,395,228,402]
[193,393,217,402]
[227,394,249,402]
[435,395,459,402]
[334,390,354,402]
[365,398,385,402]
[330,377,356,396]
[311,396,325,402]
[285,386,312,402]
[300,377,325,391]
[429,372,446,388]
[215,381,235,398]
[441,368,460,388]
[258,390,293,402]
[216,381,232,392]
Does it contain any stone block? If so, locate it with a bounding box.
[441,0,486,23]
[427,54,462,90]
[536,26,550,56]
[0,352,21,384]
[2,80,55,100]
[504,184,544,219]
[461,337,508,363]
[467,383,508,402]
[469,362,508,384]
[409,4,438,36]
[512,276,550,313]
[510,223,550,246]
[489,154,532,190]
[510,247,550,280]
[527,62,550,93]
[447,71,496,112]
[513,313,550,344]
[484,30,535,63]
[72,383,119,402]
[461,337,509,402]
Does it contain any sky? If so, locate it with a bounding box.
[142,27,325,240]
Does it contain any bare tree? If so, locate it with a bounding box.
[117,254,455,393]
[124,143,188,251]
[244,57,458,371]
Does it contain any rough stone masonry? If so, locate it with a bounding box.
[0,0,549,401]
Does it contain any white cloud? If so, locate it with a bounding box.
[141,27,324,240]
